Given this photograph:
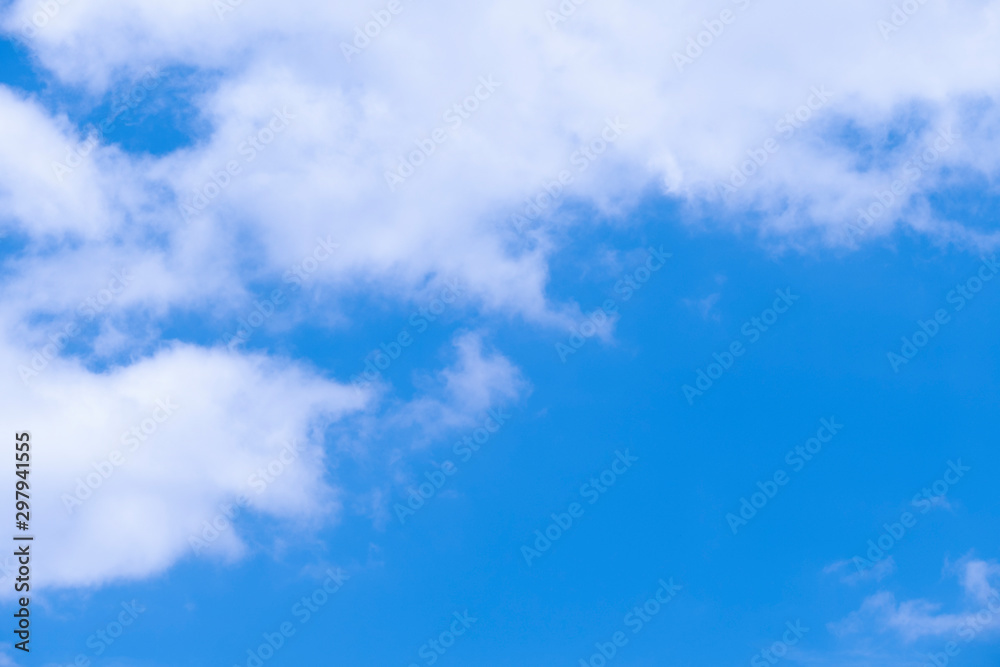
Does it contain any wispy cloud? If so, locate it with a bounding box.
[831,556,1000,645]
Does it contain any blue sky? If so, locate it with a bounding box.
[20,206,1000,667]
[1,1,1000,666]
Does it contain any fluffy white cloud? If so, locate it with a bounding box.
[2,0,1000,325]
[0,87,123,239]
[2,0,1000,592]
[6,0,1000,246]
[0,324,524,589]
[0,340,370,589]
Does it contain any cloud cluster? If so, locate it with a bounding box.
[1,0,1000,591]
[6,0,1000,247]
[3,0,1000,322]
[0,326,525,589]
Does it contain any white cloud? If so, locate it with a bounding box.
[10,0,1000,229]
[0,340,370,589]
[832,556,1000,644]
[958,557,1000,605]
[683,292,722,322]
[388,330,529,439]
[0,324,527,590]
[2,0,1000,328]
[0,87,122,240]
[825,556,898,585]
[2,0,1000,593]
